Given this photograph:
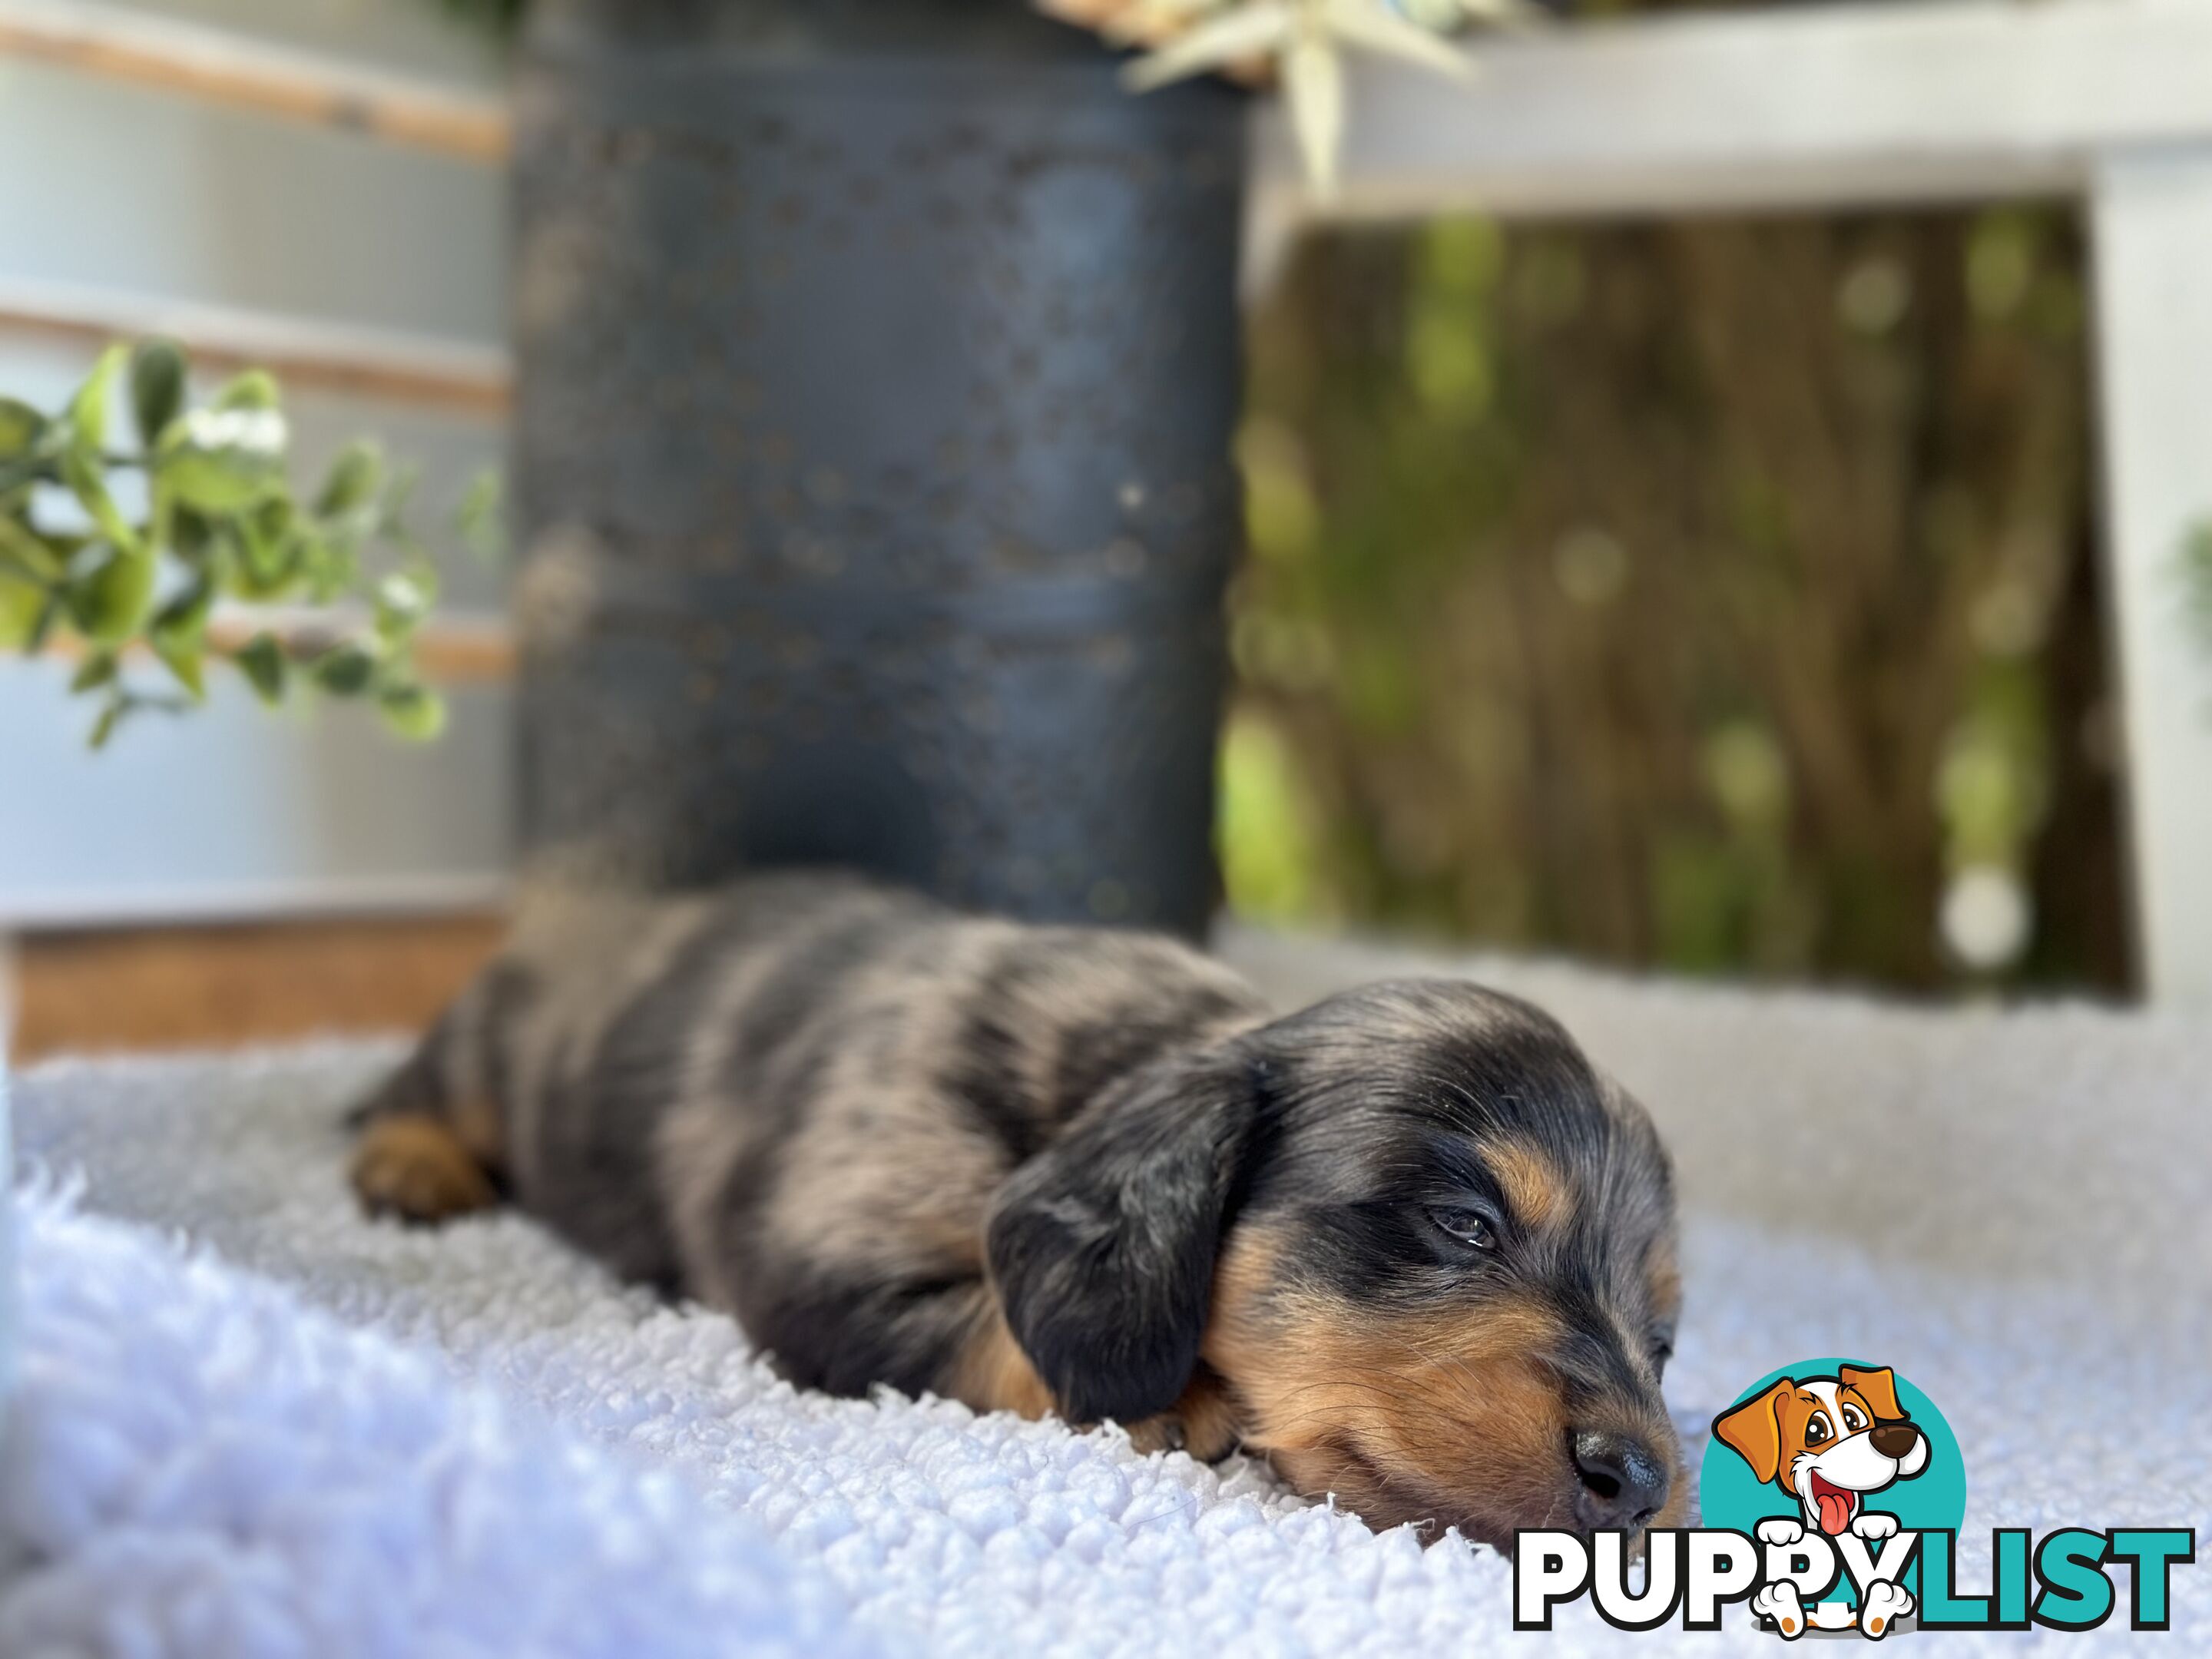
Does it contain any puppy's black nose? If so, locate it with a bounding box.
[1869,1421,1922,1460]
[1572,1429,1671,1530]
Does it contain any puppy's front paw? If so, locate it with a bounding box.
[351,1115,498,1224]
[1125,1372,1241,1462]
[1757,1517,1806,1548]
[1122,1415,1184,1455]
[1750,1581,1808,1640]
[1851,1511,1899,1541]
[1859,1580,1912,1639]
[1124,1407,1240,1462]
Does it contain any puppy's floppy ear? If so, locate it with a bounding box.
[1839,1364,1906,1421]
[985,1039,1262,1426]
[1711,1378,1794,1485]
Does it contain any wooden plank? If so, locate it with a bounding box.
[7,912,503,1062]
[2088,147,2212,1008]
[0,277,510,417]
[38,613,518,688]
[210,614,514,687]
[0,0,508,163]
[1254,0,2212,226]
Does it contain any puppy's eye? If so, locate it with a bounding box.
[1428,1207,1497,1250]
[1841,1405,1866,1432]
[1648,1331,1675,1379]
[1804,1412,1833,1446]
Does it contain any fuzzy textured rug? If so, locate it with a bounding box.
[5,931,2207,1654]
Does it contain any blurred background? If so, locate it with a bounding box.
[1227,203,2120,994]
[5,0,2209,1062]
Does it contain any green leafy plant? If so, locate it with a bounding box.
[0,341,460,748]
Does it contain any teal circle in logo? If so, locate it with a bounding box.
[1700,1358,1967,1608]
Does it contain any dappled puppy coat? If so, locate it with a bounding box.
[352,873,1684,1547]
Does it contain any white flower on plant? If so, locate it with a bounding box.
[177,406,288,456]
[1941,864,2032,971]
[1043,0,1535,192]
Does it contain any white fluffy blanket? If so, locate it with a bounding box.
[5,932,2208,1654]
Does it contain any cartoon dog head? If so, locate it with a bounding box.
[1711,1365,1929,1535]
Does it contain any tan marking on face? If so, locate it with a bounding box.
[1199,1222,1681,1545]
[1482,1138,1571,1233]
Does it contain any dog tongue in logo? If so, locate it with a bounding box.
[1810,1473,1855,1535]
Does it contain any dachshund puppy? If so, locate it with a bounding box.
[350,873,1682,1548]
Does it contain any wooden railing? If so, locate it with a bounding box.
[0,276,509,416]
[0,0,507,161]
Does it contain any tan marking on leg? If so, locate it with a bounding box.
[953,1299,1246,1456]
[1482,1137,1571,1233]
[351,1114,499,1224]
[1127,1366,1243,1460]
[947,1303,1057,1420]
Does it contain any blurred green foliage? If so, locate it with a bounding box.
[0,342,458,747]
[2187,523,2212,666]
[1223,207,2126,993]
[425,0,528,34]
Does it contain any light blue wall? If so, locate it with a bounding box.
[0,62,504,341]
[0,658,513,922]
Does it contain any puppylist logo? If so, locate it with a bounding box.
[1516,1358,2195,1639]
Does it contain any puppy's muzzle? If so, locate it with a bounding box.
[1869,1421,1922,1462]
[1571,1429,1671,1530]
